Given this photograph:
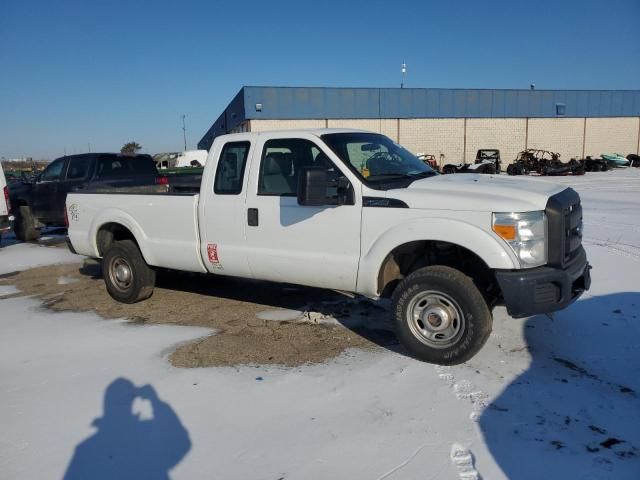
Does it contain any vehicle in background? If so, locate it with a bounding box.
[1,162,14,243]
[154,150,208,169]
[162,166,203,193]
[507,149,584,176]
[579,156,609,172]
[417,153,438,170]
[475,149,501,173]
[627,154,640,167]
[442,161,496,175]
[601,153,630,168]
[9,153,165,241]
[67,129,591,365]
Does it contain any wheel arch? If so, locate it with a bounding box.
[89,210,155,265]
[357,218,518,298]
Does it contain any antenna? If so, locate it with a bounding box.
[182,114,187,151]
[401,62,407,89]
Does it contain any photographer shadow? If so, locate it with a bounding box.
[63,378,190,480]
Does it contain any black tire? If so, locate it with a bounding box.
[391,265,493,365]
[103,239,155,303]
[14,205,40,242]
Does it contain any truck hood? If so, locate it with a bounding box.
[386,174,567,212]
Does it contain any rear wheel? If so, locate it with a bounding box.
[14,205,40,242]
[103,239,155,303]
[391,266,493,365]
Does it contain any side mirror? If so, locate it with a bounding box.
[297,166,328,206]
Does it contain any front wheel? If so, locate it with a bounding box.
[103,239,155,303]
[391,266,493,365]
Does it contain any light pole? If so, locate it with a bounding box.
[182,114,187,151]
[401,62,407,89]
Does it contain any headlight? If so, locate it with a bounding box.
[492,211,547,267]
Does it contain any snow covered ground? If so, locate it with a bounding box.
[1,169,639,480]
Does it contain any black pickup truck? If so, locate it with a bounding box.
[9,153,164,241]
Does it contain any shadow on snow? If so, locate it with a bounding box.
[479,292,640,479]
[63,378,190,480]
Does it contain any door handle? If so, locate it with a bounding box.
[247,208,259,227]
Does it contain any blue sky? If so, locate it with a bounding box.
[1,0,639,159]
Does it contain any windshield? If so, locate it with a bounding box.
[321,132,436,188]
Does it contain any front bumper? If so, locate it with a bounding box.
[495,247,591,318]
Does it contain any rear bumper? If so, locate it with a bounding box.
[495,247,591,318]
[65,236,78,255]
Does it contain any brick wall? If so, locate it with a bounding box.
[584,117,640,157]
[399,119,465,164]
[527,118,585,161]
[465,119,527,164]
[249,117,640,161]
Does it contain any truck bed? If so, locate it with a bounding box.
[66,191,207,273]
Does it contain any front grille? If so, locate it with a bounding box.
[546,188,583,267]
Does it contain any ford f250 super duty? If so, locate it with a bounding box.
[66,129,591,365]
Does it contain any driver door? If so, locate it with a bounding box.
[32,157,67,223]
[243,134,362,291]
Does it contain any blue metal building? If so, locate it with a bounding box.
[198,86,640,150]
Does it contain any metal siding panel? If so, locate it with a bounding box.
[453,90,467,117]
[439,90,454,117]
[426,89,439,117]
[477,90,493,117]
[573,91,589,117]
[465,90,478,117]
[492,90,505,117]
[610,91,624,116]
[380,88,398,118]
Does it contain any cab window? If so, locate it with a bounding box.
[41,159,65,181]
[66,157,91,180]
[258,138,342,196]
[214,142,250,195]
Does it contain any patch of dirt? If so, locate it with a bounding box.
[0,261,396,367]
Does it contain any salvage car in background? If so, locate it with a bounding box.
[507,149,584,176]
[475,149,501,173]
[9,153,165,241]
[601,153,630,168]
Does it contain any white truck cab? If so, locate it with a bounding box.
[66,129,591,364]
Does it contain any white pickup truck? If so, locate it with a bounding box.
[66,129,591,365]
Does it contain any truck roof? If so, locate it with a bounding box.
[217,128,371,141]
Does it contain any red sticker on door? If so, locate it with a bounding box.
[207,243,219,264]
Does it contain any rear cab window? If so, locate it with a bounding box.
[214,142,251,194]
[95,155,157,178]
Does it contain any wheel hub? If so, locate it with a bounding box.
[115,264,131,284]
[406,291,465,349]
[423,305,451,331]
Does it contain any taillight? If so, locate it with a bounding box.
[3,186,10,214]
[64,205,69,227]
[156,176,169,185]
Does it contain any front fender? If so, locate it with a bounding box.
[356,217,519,296]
